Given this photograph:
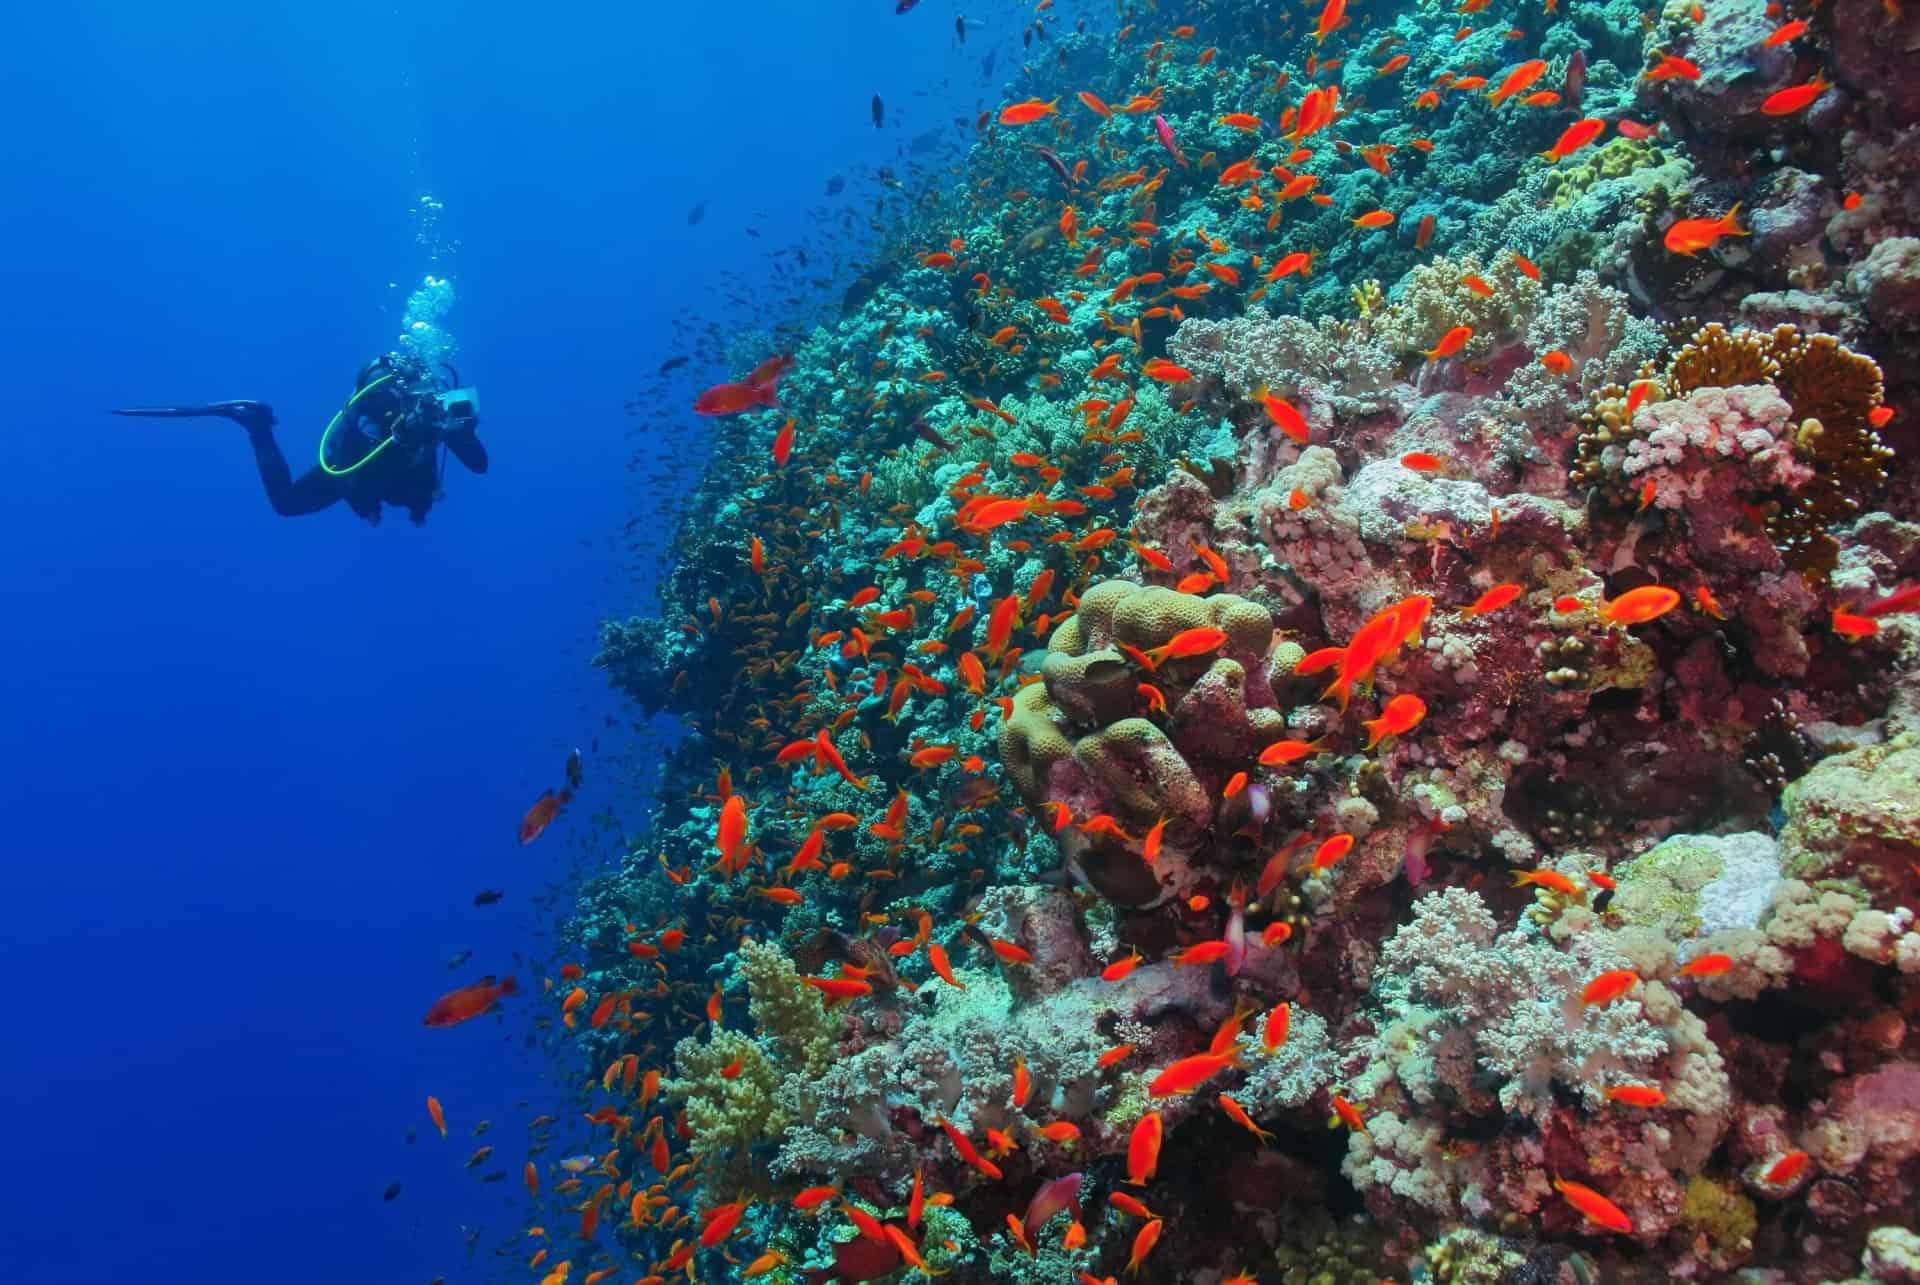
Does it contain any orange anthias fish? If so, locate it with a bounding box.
[1313,0,1348,43]
[519,789,573,844]
[715,793,749,873]
[1423,324,1473,359]
[1603,1083,1667,1108]
[426,1095,446,1136]
[1761,75,1830,115]
[1263,1001,1291,1053]
[1148,1051,1237,1096]
[699,1198,750,1248]
[1540,117,1606,162]
[1258,736,1324,767]
[1833,609,1879,641]
[1580,968,1639,1006]
[1554,1176,1633,1232]
[1664,204,1747,256]
[1764,1149,1811,1185]
[999,97,1060,125]
[1126,1111,1163,1184]
[1462,583,1523,616]
[1218,1093,1275,1143]
[1323,603,1403,711]
[1146,626,1227,666]
[1258,386,1310,441]
[1644,53,1702,81]
[423,975,517,1027]
[1488,58,1548,105]
[1363,693,1427,748]
[1600,585,1681,626]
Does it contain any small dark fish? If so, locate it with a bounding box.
[955,15,965,41]
[1035,145,1071,188]
[912,417,956,451]
[896,0,919,11]
[871,94,885,128]
[565,747,583,789]
[687,201,706,226]
[657,356,688,375]
[479,1171,506,1184]
[473,889,504,906]
[447,949,472,969]
[826,174,845,196]
[383,1181,403,1203]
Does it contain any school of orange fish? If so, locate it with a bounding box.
[412,0,1920,1280]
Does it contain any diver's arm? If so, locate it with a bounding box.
[445,428,488,474]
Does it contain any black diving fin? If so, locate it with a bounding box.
[111,400,276,431]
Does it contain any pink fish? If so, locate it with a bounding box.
[1024,1172,1083,1240]
[1563,49,1585,110]
[1222,888,1248,977]
[1152,114,1187,167]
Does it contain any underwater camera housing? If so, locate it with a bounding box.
[433,387,480,433]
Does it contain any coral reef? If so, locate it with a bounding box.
[552,1,1920,1282]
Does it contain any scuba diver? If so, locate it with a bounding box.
[112,352,487,524]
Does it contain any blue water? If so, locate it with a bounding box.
[0,3,993,1279]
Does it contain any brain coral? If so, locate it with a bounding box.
[1000,579,1278,906]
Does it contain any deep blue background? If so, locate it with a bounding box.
[0,2,1002,1279]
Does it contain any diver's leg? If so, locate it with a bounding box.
[246,426,342,517]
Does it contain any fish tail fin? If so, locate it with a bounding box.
[498,975,518,996]
[1723,201,1747,235]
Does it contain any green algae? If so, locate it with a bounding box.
[1679,1174,1757,1259]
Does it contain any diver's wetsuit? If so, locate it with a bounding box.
[246,418,487,524]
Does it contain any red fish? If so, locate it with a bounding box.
[694,356,791,416]
[1764,1150,1811,1185]
[1023,1172,1083,1240]
[519,789,572,844]
[423,975,517,1027]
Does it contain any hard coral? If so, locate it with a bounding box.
[1001,580,1277,906]
[1580,322,1896,579]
